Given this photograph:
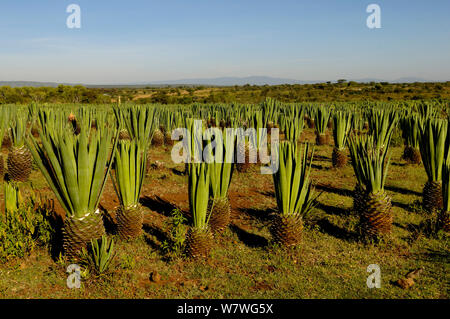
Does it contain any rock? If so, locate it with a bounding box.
[396,277,415,289]
[396,268,424,289]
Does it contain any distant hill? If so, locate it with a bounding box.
[392,77,430,83]
[0,81,80,88]
[144,76,312,86]
[0,76,437,88]
[138,76,432,86]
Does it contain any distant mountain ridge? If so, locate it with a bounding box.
[0,81,80,88]
[145,76,311,86]
[0,76,438,88]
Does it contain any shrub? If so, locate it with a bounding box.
[0,190,55,262]
[161,209,187,259]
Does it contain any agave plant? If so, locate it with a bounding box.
[400,114,422,164]
[367,109,397,151]
[351,111,365,135]
[162,111,175,146]
[271,141,316,247]
[440,153,450,232]
[332,111,352,168]
[348,134,392,239]
[250,110,267,159]
[261,98,279,130]
[206,128,235,234]
[7,113,33,182]
[305,106,316,129]
[27,113,117,259]
[314,106,331,145]
[28,103,41,138]
[4,179,22,214]
[67,110,81,135]
[0,136,3,180]
[0,107,10,179]
[90,109,108,132]
[283,111,304,143]
[111,138,147,239]
[36,107,68,136]
[417,101,438,119]
[418,118,449,215]
[115,105,156,149]
[117,112,131,141]
[206,110,218,128]
[118,127,131,141]
[116,105,158,174]
[80,235,116,275]
[186,117,207,163]
[152,110,165,147]
[235,129,252,173]
[185,162,213,259]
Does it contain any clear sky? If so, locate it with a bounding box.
[0,0,449,84]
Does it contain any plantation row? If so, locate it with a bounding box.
[0,99,449,266]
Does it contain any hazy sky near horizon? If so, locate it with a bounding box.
[0,0,449,84]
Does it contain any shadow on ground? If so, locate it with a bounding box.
[311,163,328,170]
[238,207,274,222]
[259,190,275,197]
[314,218,358,242]
[316,202,352,217]
[140,195,179,217]
[230,224,269,248]
[315,183,354,198]
[414,247,450,263]
[142,223,167,253]
[313,154,332,163]
[171,167,187,176]
[99,203,117,235]
[385,185,422,197]
[392,200,411,211]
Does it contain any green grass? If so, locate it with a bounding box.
[0,130,448,299]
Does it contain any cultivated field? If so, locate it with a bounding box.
[0,101,448,299]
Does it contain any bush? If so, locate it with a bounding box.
[0,190,55,262]
[161,209,187,259]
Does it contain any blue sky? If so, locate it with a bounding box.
[0,0,449,84]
